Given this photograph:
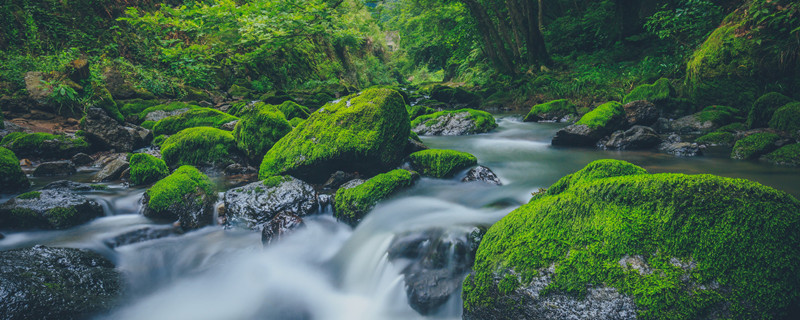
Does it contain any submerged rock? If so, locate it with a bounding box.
[461,165,502,185]
[523,99,576,122]
[0,185,104,230]
[411,109,497,136]
[660,141,703,157]
[103,226,182,248]
[224,176,317,230]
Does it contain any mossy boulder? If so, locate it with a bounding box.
[129,153,169,186]
[161,127,242,169]
[275,101,311,119]
[288,117,305,127]
[429,85,480,108]
[523,99,576,122]
[411,109,497,136]
[717,122,747,133]
[0,147,29,193]
[764,143,800,166]
[407,104,435,121]
[623,78,674,104]
[93,86,124,123]
[695,131,735,146]
[258,88,409,182]
[227,84,253,98]
[463,159,800,320]
[80,108,152,152]
[747,92,796,129]
[0,186,104,230]
[731,132,781,160]
[1,132,88,159]
[233,104,292,163]
[151,108,238,136]
[658,106,738,137]
[552,101,625,147]
[223,175,317,230]
[136,102,199,123]
[768,102,800,137]
[409,149,478,178]
[334,169,419,225]
[142,165,216,230]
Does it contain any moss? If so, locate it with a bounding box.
[152,135,167,146]
[546,159,648,196]
[161,127,240,168]
[94,86,124,123]
[764,143,800,166]
[747,92,796,129]
[694,105,738,125]
[410,108,497,134]
[463,159,800,319]
[120,99,160,118]
[0,111,5,129]
[430,85,480,106]
[288,117,305,127]
[406,104,435,121]
[523,99,577,122]
[259,88,410,182]
[731,132,780,160]
[334,169,418,225]
[717,122,747,133]
[261,175,292,188]
[17,191,41,200]
[151,108,238,136]
[409,149,477,178]
[46,207,79,229]
[144,165,215,213]
[136,102,199,121]
[129,153,169,186]
[233,104,292,163]
[275,101,310,119]
[768,102,800,135]
[228,84,253,98]
[0,147,29,193]
[0,132,88,159]
[575,101,624,130]
[409,131,421,143]
[695,131,735,146]
[622,78,675,104]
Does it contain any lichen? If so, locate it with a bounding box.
[334,169,418,225]
[129,153,169,186]
[768,102,800,136]
[152,107,238,136]
[233,103,292,163]
[747,92,795,129]
[523,99,576,122]
[144,165,215,214]
[731,132,780,160]
[161,127,240,168]
[409,149,477,178]
[0,147,29,193]
[575,101,624,130]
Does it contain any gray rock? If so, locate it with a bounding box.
[103,226,181,248]
[0,186,104,230]
[70,153,94,166]
[143,108,190,122]
[261,212,305,245]
[223,163,257,176]
[339,179,365,190]
[32,160,76,177]
[323,171,360,190]
[623,100,659,127]
[42,180,102,192]
[0,245,122,320]
[604,126,662,150]
[660,142,703,157]
[93,158,129,182]
[223,177,318,230]
[81,108,152,152]
[551,124,605,147]
[220,120,238,131]
[461,166,502,185]
[655,113,720,137]
[412,111,494,136]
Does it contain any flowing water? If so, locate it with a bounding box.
[2,116,800,319]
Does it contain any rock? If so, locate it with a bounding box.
[656,106,738,137]
[622,100,659,127]
[93,157,129,182]
[464,159,800,319]
[552,124,606,147]
[731,132,781,160]
[621,78,693,116]
[411,109,497,136]
[33,160,77,177]
[128,153,168,186]
[221,120,238,131]
[0,245,122,319]
[322,171,360,190]
[275,101,311,119]
[161,127,243,169]
[70,153,93,166]
[142,166,216,230]
[768,102,800,137]
[67,58,90,83]
[334,169,418,225]
[24,72,51,104]
[223,176,317,230]
[695,131,736,146]
[0,147,30,193]
[523,99,576,122]
[42,180,105,192]
[660,141,703,156]
[143,108,191,122]
[764,143,800,166]
[103,226,181,248]
[747,92,796,129]
[151,107,239,136]
[81,108,152,152]
[461,166,502,185]
[429,85,481,108]
[0,186,104,230]
[552,102,626,147]
[604,126,662,150]
[259,88,409,182]
[233,103,291,162]
[261,212,305,245]
[222,163,257,176]
[1,132,88,160]
[409,149,478,178]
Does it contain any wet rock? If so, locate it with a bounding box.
[551,124,605,147]
[552,102,626,147]
[81,108,152,152]
[405,137,429,155]
[220,120,238,131]
[223,163,257,176]
[93,157,129,182]
[42,180,102,192]
[223,176,317,230]
[0,245,122,320]
[70,152,94,166]
[604,126,662,150]
[322,171,360,190]
[33,160,77,177]
[142,166,216,230]
[411,110,496,136]
[660,141,703,157]
[103,226,182,248]
[261,212,305,245]
[622,100,659,127]
[461,166,502,185]
[0,184,104,230]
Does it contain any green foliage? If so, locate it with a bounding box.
[129,153,169,186]
[464,159,800,319]
[17,191,41,200]
[748,92,796,129]
[731,132,781,160]
[768,102,800,135]
[0,132,88,159]
[622,78,674,104]
[765,143,800,166]
[333,169,418,225]
[645,0,723,46]
[275,101,311,120]
[161,127,239,168]
[0,147,29,193]
[695,131,735,146]
[233,104,292,163]
[575,101,624,130]
[410,108,497,134]
[543,1,618,54]
[523,99,576,122]
[145,165,215,213]
[409,149,477,178]
[152,108,238,136]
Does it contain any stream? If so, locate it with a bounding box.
[2,116,800,319]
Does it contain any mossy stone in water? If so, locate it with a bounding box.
[143,165,216,230]
[129,153,169,186]
[463,159,800,319]
[151,107,238,136]
[161,127,240,168]
[0,132,88,159]
[695,131,735,146]
[407,104,435,121]
[731,132,780,160]
[575,101,625,131]
[747,92,795,129]
[334,169,418,225]
[410,108,497,136]
[258,88,409,182]
[523,99,576,122]
[622,78,674,104]
[768,102,800,136]
[765,143,800,166]
[0,147,29,193]
[409,149,477,178]
[233,103,292,163]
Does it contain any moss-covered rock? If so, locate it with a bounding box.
[695,131,735,146]
[334,169,418,225]
[0,147,29,193]
[259,88,409,182]
[151,108,238,136]
[227,84,253,98]
[731,132,781,160]
[233,104,292,163]
[407,104,435,121]
[717,122,747,133]
[409,149,478,178]
[288,117,305,127]
[623,79,692,116]
[411,109,497,136]
[747,92,796,129]
[136,101,200,123]
[275,101,311,119]
[764,143,800,166]
[551,102,625,147]
[161,127,241,168]
[429,85,480,108]
[120,99,162,119]
[0,132,88,159]
[0,185,104,230]
[93,86,124,123]
[142,165,216,230]
[129,153,169,186]
[463,159,800,319]
[523,99,576,122]
[768,102,800,136]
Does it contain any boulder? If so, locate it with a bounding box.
[655,106,736,137]
[233,103,292,162]
[409,149,478,178]
[461,165,502,185]
[604,126,662,150]
[523,99,576,122]
[695,131,735,146]
[552,102,625,147]
[93,157,129,182]
[768,102,800,137]
[142,166,216,230]
[223,176,317,230]
[0,147,30,193]
[764,143,800,166]
[429,85,481,108]
[128,153,169,186]
[660,141,703,157]
[0,245,122,319]
[731,132,781,160]
[261,212,305,245]
[322,171,361,190]
[411,109,497,136]
[463,159,800,319]
[0,185,104,230]
[33,160,76,177]
[622,100,659,126]
[161,127,243,169]
[151,107,239,136]
[81,108,152,152]
[334,169,418,226]
[1,132,88,159]
[70,153,93,166]
[747,92,796,129]
[103,226,181,248]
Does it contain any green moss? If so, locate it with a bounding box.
[152,108,238,136]
[233,104,292,163]
[717,122,747,133]
[275,101,310,119]
[747,92,796,129]
[288,117,305,127]
[575,101,624,130]
[261,175,292,188]
[622,78,674,104]
[152,135,167,146]
[694,105,738,125]
[464,159,800,319]
[94,86,124,123]
[144,165,215,213]
[765,143,800,166]
[695,131,735,146]
[0,111,5,129]
[334,169,418,225]
[409,149,477,178]
[0,132,88,159]
[547,159,648,196]
[17,191,41,200]
[136,102,199,121]
[768,102,800,135]
[259,88,410,182]
[161,127,239,168]
[120,99,160,118]
[409,131,421,143]
[0,147,29,193]
[731,132,780,160]
[523,99,577,122]
[228,84,253,98]
[430,85,480,106]
[46,207,79,229]
[407,104,435,121]
[410,108,497,134]
[129,153,169,186]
